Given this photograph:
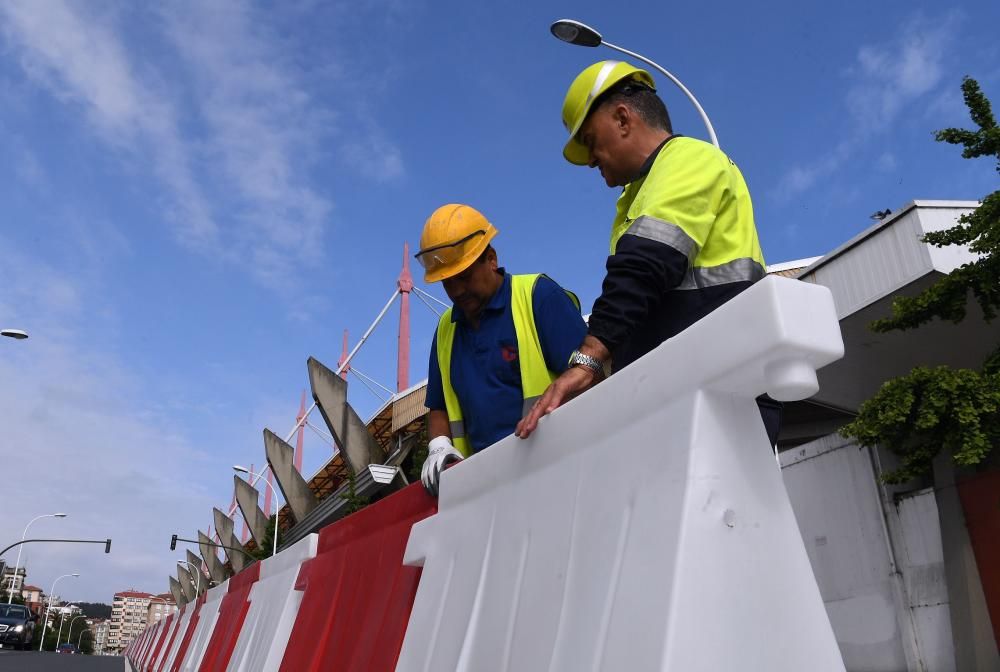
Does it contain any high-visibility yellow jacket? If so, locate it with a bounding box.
[589,135,766,371]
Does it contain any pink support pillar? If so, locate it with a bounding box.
[337,330,350,380]
[294,391,306,473]
[397,243,413,392]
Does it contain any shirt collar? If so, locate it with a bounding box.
[451,269,510,324]
[636,134,681,180]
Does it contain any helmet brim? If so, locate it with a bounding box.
[563,136,591,166]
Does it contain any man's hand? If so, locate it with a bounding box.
[421,436,464,497]
[515,365,598,439]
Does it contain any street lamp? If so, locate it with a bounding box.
[1,329,28,340]
[7,513,68,603]
[59,613,86,647]
[40,573,79,651]
[233,465,282,557]
[78,627,91,649]
[147,595,175,626]
[176,560,202,597]
[550,19,720,148]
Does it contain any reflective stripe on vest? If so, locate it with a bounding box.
[435,274,579,457]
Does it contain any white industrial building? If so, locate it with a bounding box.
[775,201,999,671]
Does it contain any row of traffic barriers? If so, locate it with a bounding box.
[124,277,850,671]
[124,482,436,671]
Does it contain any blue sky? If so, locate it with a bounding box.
[1,0,997,603]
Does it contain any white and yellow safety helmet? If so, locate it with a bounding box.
[561,60,655,165]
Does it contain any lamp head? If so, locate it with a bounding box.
[550,19,602,47]
[70,573,80,577]
[54,513,68,518]
[1,329,28,340]
[232,465,249,474]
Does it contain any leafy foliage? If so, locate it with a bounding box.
[842,77,1000,481]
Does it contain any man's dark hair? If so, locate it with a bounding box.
[475,244,494,264]
[594,78,672,133]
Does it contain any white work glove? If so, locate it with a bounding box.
[421,436,464,497]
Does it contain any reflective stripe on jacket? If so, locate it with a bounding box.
[590,135,766,370]
[436,274,578,457]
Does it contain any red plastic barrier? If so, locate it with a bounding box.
[143,615,173,672]
[278,482,437,672]
[198,561,261,671]
[169,592,206,671]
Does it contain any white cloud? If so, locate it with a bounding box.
[772,11,960,203]
[0,0,220,249]
[0,0,405,295]
[846,13,957,132]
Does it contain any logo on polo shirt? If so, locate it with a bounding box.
[500,343,518,363]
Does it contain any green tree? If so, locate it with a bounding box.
[841,77,1000,483]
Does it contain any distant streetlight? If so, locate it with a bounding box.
[59,613,86,647]
[233,465,282,557]
[78,627,91,649]
[7,513,68,604]
[176,560,202,597]
[40,573,79,651]
[1,329,28,340]
[549,18,720,148]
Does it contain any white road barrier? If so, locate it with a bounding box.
[397,276,847,671]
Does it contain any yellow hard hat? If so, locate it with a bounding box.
[561,60,655,166]
[414,204,498,283]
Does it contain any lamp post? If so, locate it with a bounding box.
[176,560,203,597]
[39,573,79,651]
[148,595,175,617]
[550,19,720,149]
[1,329,28,340]
[78,627,91,650]
[7,512,68,603]
[59,613,86,647]
[233,465,282,557]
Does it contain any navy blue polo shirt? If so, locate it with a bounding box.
[426,271,587,453]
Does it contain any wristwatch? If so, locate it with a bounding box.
[567,350,608,379]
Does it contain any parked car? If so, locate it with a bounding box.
[57,642,80,654]
[0,603,35,650]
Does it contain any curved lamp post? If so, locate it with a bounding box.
[550,19,720,148]
[78,627,91,649]
[59,613,86,647]
[40,573,79,651]
[7,512,68,603]
[233,465,282,558]
[176,560,203,597]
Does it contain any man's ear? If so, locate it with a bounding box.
[486,246,499,271]
[613,104,632,136]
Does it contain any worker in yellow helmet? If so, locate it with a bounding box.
[516,60,782,444]
[415,204,586,495]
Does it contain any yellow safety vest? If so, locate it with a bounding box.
[435,274,578,456]
[610,136,765,287]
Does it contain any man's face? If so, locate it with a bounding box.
[578,103,631,188]
[442,250,500,319]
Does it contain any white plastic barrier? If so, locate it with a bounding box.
[176,580,228,670]
[160,602,195,671]
[226,534,319,671]
[135,625,156,664]
[137,620,164,671]
[397,276,847,671]
[151,610,184,672]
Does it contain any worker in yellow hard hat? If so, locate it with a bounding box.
[516,60,782,445]
[414,204,586,495]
